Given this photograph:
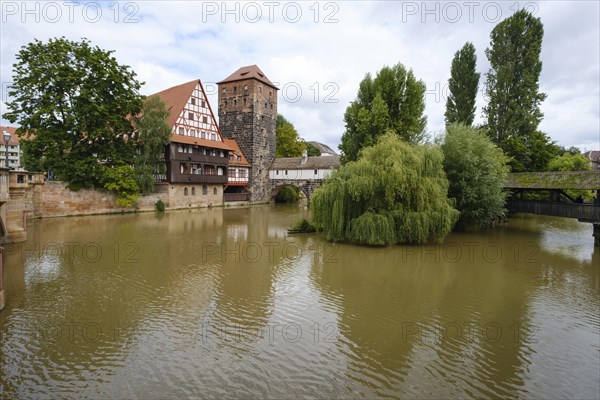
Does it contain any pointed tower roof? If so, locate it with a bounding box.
[217,65,278,89]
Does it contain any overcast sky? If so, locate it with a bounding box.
[1,1,599,152]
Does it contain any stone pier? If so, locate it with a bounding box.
[0,247,4,310]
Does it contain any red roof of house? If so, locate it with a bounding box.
[223,138,250,166]
[0,126,25,145]
[218,65,278,89]
[150,80,199,129]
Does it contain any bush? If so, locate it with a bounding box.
[291,218,316,232]
[441,124,509,228]
[155,198,165,212]
[275,186,300,203]
[102,165,140,208]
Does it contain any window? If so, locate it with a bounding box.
[201,131,206,139]
[188,112,194,120]
[229,154,233,160]
[228,168,237,178]
[234,99,237,106]
[178,127,185,136]
[244,98,247,106]
[233,86,237,93]
[237,155,241,161]
[178,145,184,153]
[213,187,217,195]
[314,170,318,175]
[202,185,207,195]
[244,85,248,91]
[239,169,247,178]
[269,91,272,98]
[211,133,216,141]
[211,149,216,156]
[271,104,273,110]
[184,187,189,196]
[223,88,227,93]
[276,170,279,175]
[201,100,206,107]
[220,150,224,157]
[191,98,195,105]
[285,170,288,175]
[190,129,196,137]
[202,148,206,155]
[191,187,196,195]
[203,116,208,123]
[265,102,267,108]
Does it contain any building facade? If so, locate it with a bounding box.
[0,127,24,170]
[217,65,278,202]
[152,79,234,205]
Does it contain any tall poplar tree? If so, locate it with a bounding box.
[445,42,480,126]
[483,10,554,171]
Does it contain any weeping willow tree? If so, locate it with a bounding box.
[311,132,459,245]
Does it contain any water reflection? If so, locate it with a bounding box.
[0,207,598,399]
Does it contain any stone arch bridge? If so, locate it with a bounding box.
[268,179,324,201]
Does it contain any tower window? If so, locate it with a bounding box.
[213,187,217,195]
[234,86,237,93]
[244,98,247,105]
[234,99,237,106]
[271,104,273,110]
[191,187,196,196]
[223,88,227,93]
[265,102,267,108]
[184,187,189,196]
[202,185,208,195]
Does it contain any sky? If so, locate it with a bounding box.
[1,0,599,153]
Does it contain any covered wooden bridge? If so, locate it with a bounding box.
[505,171,600,245]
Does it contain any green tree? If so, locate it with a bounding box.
[276,114,305,157]
[3,37,143,188]
[312,132,458,245]
[441,124,509,228]
[305,142,321,156]
[275,185,301,203]
[339,63,427,163]
[484,10,552,172]
[445,42,480,126]
[548,153,591,171]
[133,96,172,193]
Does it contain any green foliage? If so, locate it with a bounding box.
[484,11,552,172]
[103,165,140,208]
[276,114,306,158]
[339,63,427,163]
[306,142,321,156]
[133,96,171,193]
[441,124,510,227]
[275,185,301,203]
[548,153,591,171]
[3,37,143,187]
[445,42,480,126]
[155,198,166,212]
[291,218,316,233]
[312,133,459,245]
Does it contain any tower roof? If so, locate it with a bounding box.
[217,65,279,89]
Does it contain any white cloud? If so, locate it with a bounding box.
[1,0,598,152]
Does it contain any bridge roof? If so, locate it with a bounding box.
[505,171,600,190]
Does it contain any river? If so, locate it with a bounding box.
[1,205,598,399]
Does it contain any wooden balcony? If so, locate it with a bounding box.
[173,174,228,184]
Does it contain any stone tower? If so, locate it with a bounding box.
[217,65,278,202]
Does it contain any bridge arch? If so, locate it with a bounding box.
[269,182,309,202]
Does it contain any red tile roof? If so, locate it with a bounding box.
[218,65,278,89]
[223,139,250,166]
[149,80,199,129]
[0,126,25,145]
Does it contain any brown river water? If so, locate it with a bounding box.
[1,204,598,399]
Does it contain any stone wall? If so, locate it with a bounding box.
[30,181,223,219]
[218,77,277,202]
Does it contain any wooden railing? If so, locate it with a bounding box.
[507,199,600,221]
[224,193,250,202]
